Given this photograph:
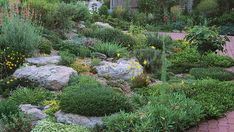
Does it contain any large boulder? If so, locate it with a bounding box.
[20,104,47,121]
[55,111,102,128]
[95,59,143,80]
[13,65,77,90]
[26,56,61,66]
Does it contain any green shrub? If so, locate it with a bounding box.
[145,33,174,50]
[196,0,218,15]
[92,43,128,58]
[103,93,203,131]
[215,11,234,25]
[99,5,109,16]
[77,46,92,58]
[60,76,132,116]
[10,87,53,105]
[84,28,136,48]
[189,79,234,118]
[45,2,90,30]
[38,38,52,54]
[0,16,40,55]
[59,50,76,66]
[190,67,234,81]
[134,48,161,74]
[31,119,89,132]
[72,2,90,22]
[41,29,65,50]
[185,26,228,53]
[0,100,19,119]
[57,42,80,56]
[169,47,202,73]
[0,112,32,132]
[201,52,234,67]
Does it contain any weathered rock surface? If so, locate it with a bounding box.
[94,22,113,29]
[13,65,77,90]
[55,111,102,128]
[20,104,47,121]
[95,59,143,80]
[26,56,61,66]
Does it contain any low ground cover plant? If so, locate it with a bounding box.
[143,79,234,118]
[103,93,203,132]
[31,119,89,132]
[190,67,234,81]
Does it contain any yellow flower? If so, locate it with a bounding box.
[151,46,156,49]
[117,53,120,57]
[143,60,148,65]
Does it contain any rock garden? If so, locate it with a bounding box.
[0,0,234,132]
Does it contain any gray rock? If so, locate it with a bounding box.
[95,59,143,80]
[13,65,77,90]
[55,111,102,128]
[20,104,47,121]
[26,56,61,66]
[94,22,113,29]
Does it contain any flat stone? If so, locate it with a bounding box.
[55,111,102,128]
[13,65,77,90]
[26,56,61,66]
[20,104,47,121]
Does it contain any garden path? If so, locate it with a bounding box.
[160,32,234,132]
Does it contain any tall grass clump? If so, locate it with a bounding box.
[0,16,40,55]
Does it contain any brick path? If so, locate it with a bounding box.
[160,32,234,132]
[187,112,234,132]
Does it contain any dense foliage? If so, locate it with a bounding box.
[60,76,132,116]
[190,67,234,81]
[103,93,203,131]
